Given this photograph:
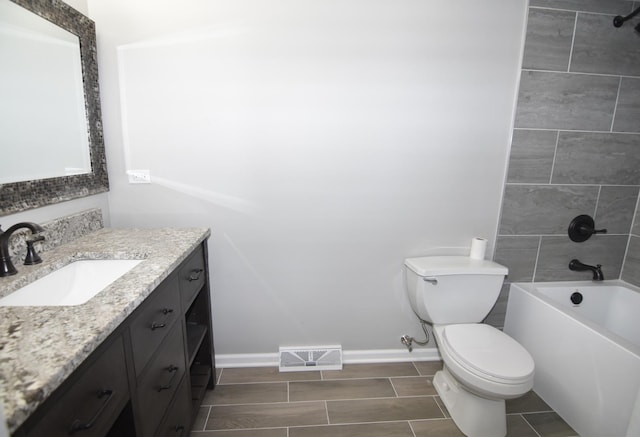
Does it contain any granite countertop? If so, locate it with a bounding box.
[0,227,211,433]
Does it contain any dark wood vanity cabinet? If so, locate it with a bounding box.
[14,241,215,437]
[17,334,130,437]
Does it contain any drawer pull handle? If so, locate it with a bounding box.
[68,389,114,435]
[158,365,179,391]
[151,307,175,330]
[188,269,204,282]
[151,322,166,330]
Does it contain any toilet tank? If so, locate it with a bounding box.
[404,256,508,324]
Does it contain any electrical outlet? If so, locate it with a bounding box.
[127,170,151,184]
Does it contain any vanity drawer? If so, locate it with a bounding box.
[154,376,191,437]
[179,245,205,310]
[24,336,129,437]
[130,274,181,376]
[136,322,187,437]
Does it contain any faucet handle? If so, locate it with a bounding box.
[568,215,607,242]
[24,238,44,265]
[27,234,45,243]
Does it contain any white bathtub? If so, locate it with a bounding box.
[504,280,640,437]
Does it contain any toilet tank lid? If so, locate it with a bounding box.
[404,256,508,276]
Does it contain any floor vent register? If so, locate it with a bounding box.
[278,345,343,372]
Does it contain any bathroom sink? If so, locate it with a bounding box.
[0,259,142,306]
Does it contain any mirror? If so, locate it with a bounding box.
[0,0,109,215]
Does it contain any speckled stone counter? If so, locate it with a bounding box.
[0,227,210,433]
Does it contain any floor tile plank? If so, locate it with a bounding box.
[203,383,288,405]
[322,362,419,379]
[290,378,396,402]
[391,376,437,396]
[289,422,415,437]
[207,402,328,430]
[327,397,443,424]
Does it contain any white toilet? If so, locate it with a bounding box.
[404,256,534,437]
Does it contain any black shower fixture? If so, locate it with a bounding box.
[613,5,640,32]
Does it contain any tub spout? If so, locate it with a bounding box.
[569,259,604,281]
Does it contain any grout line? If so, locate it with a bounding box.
[611,76,623,132]
[434,396,448,418]
[529,5,633,17]
[202,405,212,432]
[216,368,223,385]
[389,377,400,397]
[204,395,435,408]
[520,413,544,437]
[548,130,560,184]
[566,12,578,72]
[408,420,418,437]
[521,67,640,80]
[506,182,640,188]
[594,185,603,220]
[514,127,640,134]
[324,400,330,425]
[531,236,542,282]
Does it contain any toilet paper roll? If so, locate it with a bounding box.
[469,237,488,260]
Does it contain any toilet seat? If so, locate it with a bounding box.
[434,324,534,399]
[442,324,534,384]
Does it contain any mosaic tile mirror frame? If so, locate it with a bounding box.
[0,0,109,216]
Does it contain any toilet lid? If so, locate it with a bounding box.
[442,324,534,383]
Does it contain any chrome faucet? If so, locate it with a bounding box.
[569,259,604,281]
[0,222,45,277]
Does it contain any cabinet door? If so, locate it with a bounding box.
[153,376,191,437]
[178,246,205,310]
[135,322,187,437]
[130,274,181,376]
[23,336,129,437]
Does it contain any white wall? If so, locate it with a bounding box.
[89,0,527,361]
[63,0,88,15]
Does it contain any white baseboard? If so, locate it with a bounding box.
[215,347,441,368]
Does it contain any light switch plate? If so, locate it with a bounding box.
[127,170,151,184]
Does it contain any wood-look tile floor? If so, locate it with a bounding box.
[191,362,578,437]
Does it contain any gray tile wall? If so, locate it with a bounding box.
[486,0,640,328]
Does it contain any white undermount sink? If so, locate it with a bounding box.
[0,259,143,306]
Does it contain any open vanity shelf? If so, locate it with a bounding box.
[181,248,216,421]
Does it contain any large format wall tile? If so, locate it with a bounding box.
[622,236,640,286]
[500,185,598,235]
[515,71,618,130]
[530,0,635,14]
[551,132,640,185]
[494,236,540,282]
[535,235,628,281]
[496,2,640,285]
[613,77,640,133]
[507,130,557,183]
[522,9,575,71]
[571,13,640,76]
[596,186,640,234]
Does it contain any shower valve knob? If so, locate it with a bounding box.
[568,215,607,242]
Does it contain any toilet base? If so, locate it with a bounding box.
[433,367,506,437]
